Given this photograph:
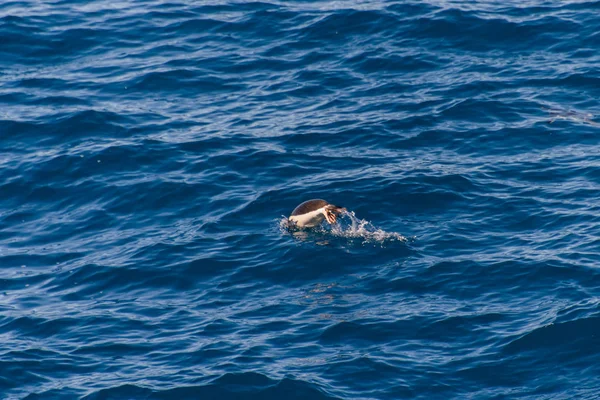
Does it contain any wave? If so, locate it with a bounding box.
[78,373,339,400]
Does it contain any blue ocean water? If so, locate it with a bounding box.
[2,0,600,398]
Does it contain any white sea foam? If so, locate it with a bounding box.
[329,210,408,244]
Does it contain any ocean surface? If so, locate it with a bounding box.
[2,0,600,398]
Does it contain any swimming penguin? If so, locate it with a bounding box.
[288,199,346,228]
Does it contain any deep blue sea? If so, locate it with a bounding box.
[2,0,600,398]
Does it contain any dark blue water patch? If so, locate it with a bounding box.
[6,77,77,92]
[154,17,227,36]
[27,95,91,106]
[0,110,133,148]
[127,69,239,92]
[408,10,580,53]
[78,373,340,400]
[348,52,441,75]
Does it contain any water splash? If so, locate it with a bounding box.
[330,210,409,244]
[280,211,411,245]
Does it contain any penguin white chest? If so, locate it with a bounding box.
[289,208,326,228]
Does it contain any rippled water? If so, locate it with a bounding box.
[2,0,600,398]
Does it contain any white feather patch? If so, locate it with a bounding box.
[289,207,326,228]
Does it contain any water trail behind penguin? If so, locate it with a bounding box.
[332,210,409,244]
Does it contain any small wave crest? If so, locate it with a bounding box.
[280,210,410,245]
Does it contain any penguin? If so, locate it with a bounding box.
[288,199,346,228]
